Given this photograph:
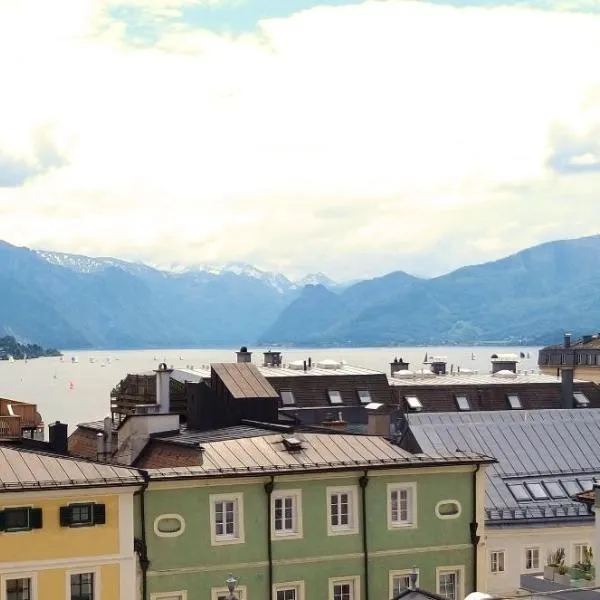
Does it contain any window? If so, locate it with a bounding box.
[211,587,246,600]
[70,572,94,600]
[507,483,530,501]
[525,547,540,570]
[490,551,505,573]
[151,593,186,600]
[574,392,590,407]
[561,480,582,496]
[210,493,244,545]
[405,395,422,411]
[277,591,296,600]
[390,570,419,597]
[60,503,105,528]
[525,482,548,500]
[280,390,295,406]
[455,395,470,411]
[272,490,302,539]
[329,577,358,600]
[507,394,522,409]
[543,481,567,499]
[437,568,462,600]
[435,500,461,519]
[357,390,371,404]
[578,478,594,491]
[6,578,31,600]
[327,487,358,535]
[573,544,590,564]
[328,390,343,405]
[154,514,185,538]
[388,484,417,528]
[0,507,42,532]
[273,582,304,600]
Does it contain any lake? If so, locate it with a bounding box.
[0,346,541,432]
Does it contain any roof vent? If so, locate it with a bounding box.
[316,359,341,369]
[393,369,415,379]
[493,369,518,379]
[288,360,305,370]
[282,436,304,452]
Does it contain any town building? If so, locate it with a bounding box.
[0,422,143,600]
[539,333,600,384]
[400,409,600,596]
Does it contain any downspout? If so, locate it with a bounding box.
[264,476,275,600]
[470,464,481,593]
[134,470,150,600]
[359,471,370,600]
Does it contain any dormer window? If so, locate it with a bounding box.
[280,390,295,406]
[328,390,343,405]
[357,390,371,404]
[574,392,590,407]
[454,395,470,411]
[507,394,522,409]
[405,395,422,412]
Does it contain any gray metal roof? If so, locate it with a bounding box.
[388,372,586,387]
[406,409,599,524]
[152,424,287,445]
[146,432,492,480]
[0,445,143,491]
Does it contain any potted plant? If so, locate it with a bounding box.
[545,548,566,581]
[555,564,571,586]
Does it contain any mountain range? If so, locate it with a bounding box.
[1,235,599,348]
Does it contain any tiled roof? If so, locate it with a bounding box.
[211,363,280,399]
[0,445,142,491]
[405,409,600,524]
[145,432,493,479]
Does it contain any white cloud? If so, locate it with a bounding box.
[0,0,599,280]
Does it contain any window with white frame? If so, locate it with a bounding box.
[525,547,540,570]
[390,570,419,597]
[573,544,590,564]
[388,483,417,528]
[327,487,357,534]
[329,577,358,600]
[274,581,304,600]
[210,493,244,545]
[272,490,302,538]
[212,587,246,600]
[490,551,505,573]
[6,577,32,600]
[150,594,187,600]
[437,569,461,600]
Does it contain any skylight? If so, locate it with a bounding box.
[561,480,582,496]
[543,481,567,499]
[328,390,343,405]
[455,395,470,411]
[282,436,303,452]
[405,395,423,411]
[507,394,522,409]
[578,478,594,491]
[507,483,530,501]
[280,390,295,406]
[574,392,590,407]
[358,390,372,404]
[525,482,548,500]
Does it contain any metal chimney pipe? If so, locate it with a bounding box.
[561,367,574,409]
[564,333,571,348]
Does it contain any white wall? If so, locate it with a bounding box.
[484,523,594,595]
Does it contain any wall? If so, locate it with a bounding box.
[485,522,595,595]
[142,465,479,599]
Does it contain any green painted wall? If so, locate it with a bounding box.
[140,468,477,598]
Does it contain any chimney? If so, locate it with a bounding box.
[96,433,104,462]
[390,357,410,376]
[564,333,571,348]
[236,346,252,363]
[48,421,68,454]
[491,354,518,374]
[308,357,312,368]
[263,350,282,367]
[103,416,112,456]
[430,359,447,376]
[303,360,307,371]
[561,366,574,409]
[155,363,173,413]
[367,403,390,436]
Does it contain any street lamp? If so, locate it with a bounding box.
[409,567,418,590]
[225,574,239,600]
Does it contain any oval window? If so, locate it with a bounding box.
[435,500,461,519]
[154,514,185,537]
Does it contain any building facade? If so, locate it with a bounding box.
[136,433,492,600]
[539,333,600,384]
[0,445,143,600]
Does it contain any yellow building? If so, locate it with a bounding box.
[0,444,143,600]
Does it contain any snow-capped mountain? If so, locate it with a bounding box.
[34,250,156,276]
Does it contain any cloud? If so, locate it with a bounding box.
[0,0,599,279]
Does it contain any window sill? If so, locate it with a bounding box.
[272,531,303,541]
[211,536,245,546]
[327,527,359,537]
[388,522,417,530]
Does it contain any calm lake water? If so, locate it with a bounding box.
[0,346,541,432]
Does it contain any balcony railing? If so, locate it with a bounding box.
[0,399,39,429]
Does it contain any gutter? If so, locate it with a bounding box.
[134,470,150,600]
[264,476,275,600]
[470,464,481,593]
[359,471,370,600]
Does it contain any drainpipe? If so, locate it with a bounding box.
[134,470,150,600]
[359,471,370,600]
[264,476,275,600]
[470,464,481,593]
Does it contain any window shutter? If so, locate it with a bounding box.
[59,506,72,527]
[0,510,5,532]
[93,503,106,525]
[29,508,43,529]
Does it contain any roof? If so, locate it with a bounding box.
[211,363,279,399]
[145,432,493,479]
[542,335,600,350]
[0,445,143,492]
[388,372,585,387]
[151,424,290,446]
[170,368,206,384]
[405,409,600,525]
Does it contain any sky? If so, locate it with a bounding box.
[1,0,600,281]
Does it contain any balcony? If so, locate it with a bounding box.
[0,415,22,440]
[0,398,41,432]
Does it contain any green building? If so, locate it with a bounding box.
[135,431,492,600]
